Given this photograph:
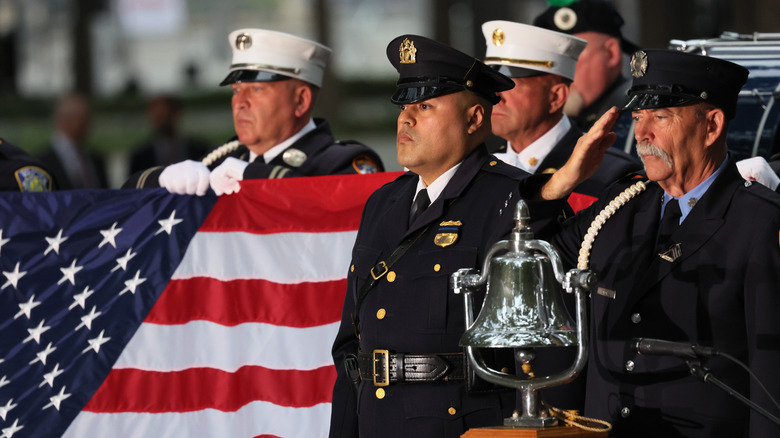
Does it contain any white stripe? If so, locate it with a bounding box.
[114,321,339,372]
[173,231,357,283]
[65,401,331,438]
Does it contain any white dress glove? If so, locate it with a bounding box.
[210,157,249,195]
[158,160,211,196]
[736,156,780,191]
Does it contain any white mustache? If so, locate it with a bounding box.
[636,141,672,169]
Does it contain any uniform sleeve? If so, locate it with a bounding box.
[745,210,780,437]
[122,166,164,189]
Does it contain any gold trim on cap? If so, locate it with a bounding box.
[484,57,554,68]
[492,28,505,46]
[399,38,417,64]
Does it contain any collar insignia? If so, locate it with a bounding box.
[282,148,307,167]
[659,243,682,263]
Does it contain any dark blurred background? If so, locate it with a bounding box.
[0,0,778,185]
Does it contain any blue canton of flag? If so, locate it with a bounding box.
[0,189,217,438]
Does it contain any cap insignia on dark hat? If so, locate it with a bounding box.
[235,33,252,50]
[492,28,505,46]
[554,7,577,31]
[399,38,417,64]
[630,50,648,78]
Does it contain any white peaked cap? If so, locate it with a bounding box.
[220,28,332,88]
[482,20,586,81]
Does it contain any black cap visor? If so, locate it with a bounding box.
[391,84,465,105]
[622,85,704,112]
[219,69,293,86]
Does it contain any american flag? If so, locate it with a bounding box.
[0,172,398,438]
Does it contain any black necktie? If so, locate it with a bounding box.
[409,189,430,226]
[656,199,681,252]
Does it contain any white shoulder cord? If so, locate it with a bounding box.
[577,180,648,270]
[201,140,241,167]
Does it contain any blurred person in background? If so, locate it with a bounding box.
[0,137,56,191]
[534,0,638,134]
[124,28,383,195]
[38,92,107,189]
[129,94,210,175]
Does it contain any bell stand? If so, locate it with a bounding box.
[452,201,604,437]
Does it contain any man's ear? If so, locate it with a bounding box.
[293,84,313,118]
[603,37,622,69]
[703,107,726,148]
[466,103,485,135]
[549,82,570,114]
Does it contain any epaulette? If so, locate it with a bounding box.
[482,157,528,180]
[740,179,780,206]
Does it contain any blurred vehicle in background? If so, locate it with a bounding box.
[614,32,780,162]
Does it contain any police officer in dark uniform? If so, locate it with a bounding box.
[542,49,780,437]
[534,0,639,152]
[0,138,55,192]
[124,28,383,195]
[329,35,572,438]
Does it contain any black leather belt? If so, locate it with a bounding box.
[357,350,466,386]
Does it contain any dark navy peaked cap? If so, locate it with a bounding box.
[533,0,639,54]
[386,34,514,105]
[622,49,748,120]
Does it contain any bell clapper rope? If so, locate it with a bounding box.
[577,180,648,270]
[201,140,241,167]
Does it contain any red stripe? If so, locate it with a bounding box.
[84,365,337,413]
[145,278,346,327]
[199,172,401,234]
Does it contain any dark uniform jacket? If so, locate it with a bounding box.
[123,118,383,188]
[0,139,55,191]
[329,145,567,438]
[551,161,780,437]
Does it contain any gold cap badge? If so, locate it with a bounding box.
[399,38,417,64]
[235,33,252,50]
[630,50,648,78]
[492,28,505,46]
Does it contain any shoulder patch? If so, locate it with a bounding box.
[352,154,379,174]
[15,166,52,192]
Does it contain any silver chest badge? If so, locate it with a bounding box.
[282,148,307,167]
